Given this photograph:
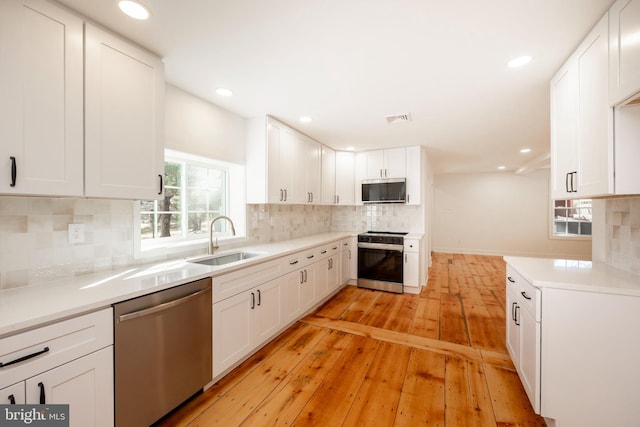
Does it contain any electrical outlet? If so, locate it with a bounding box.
[68,224,84,244]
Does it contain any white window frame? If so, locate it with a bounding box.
[550,198,592,240]
[135,149,246,257]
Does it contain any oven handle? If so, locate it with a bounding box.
[357,242,404,252]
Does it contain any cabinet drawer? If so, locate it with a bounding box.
[0,308,112,389]
[1,381,25,405]
[506,265,520,293]
[341,239,351,251]
[213,258,281,303]
[518,277,541,321]
[318,241,340,259]
[404,239,419,253]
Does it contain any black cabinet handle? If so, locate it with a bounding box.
[307,255,314,259]
[512,302,517,322]
[300,271,304,284]
[10,156,16,187]
[565,172,570,193]
[290,260,299,265]
[8,394,15,404]
[257,289,261,306]
[38,382,45,404]
[514,306,520,326]
[571,171,578,193]
[158,174,163,195]
[303,270,307,283]
[521,291,532,300]
[0,346,49,368]
[321,250,327,254]
[251,292,255,309]
[507,277,515,283]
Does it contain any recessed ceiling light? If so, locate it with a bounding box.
[497,165,507,170]
[346,146,355,151]
[215,88,233,97]
[507,55,532,68]
[118,1,150,20]
[520,148,532,153]
[299,116,313,123]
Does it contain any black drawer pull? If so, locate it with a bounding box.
[8,394,15,404]
[158,174,163,195]
[10,156,16,187]
[507,277,515,283]
[0,346,49,368]
[307,255,314,259]
[257,289,261,306]
[521,291,532,300]
[321,250,327,254]
[38,382,45,404]
[289,260,299,265]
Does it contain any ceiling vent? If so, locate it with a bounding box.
[385,113,412,124]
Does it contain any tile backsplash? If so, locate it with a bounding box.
[0,197,424,290]
[0,197,136,290]
[604,196,640,274]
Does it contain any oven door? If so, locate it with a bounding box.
[357,243,404,293]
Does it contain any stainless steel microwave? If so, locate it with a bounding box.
[362,178,406,203]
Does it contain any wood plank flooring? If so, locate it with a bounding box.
[156,253,545,427]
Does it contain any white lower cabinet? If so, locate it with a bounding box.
[212,238,349,380]
[213,277,283,377]
[1,382,25,405]
[403,238,422,293]
[0,308,113,427]
[26,347,113,427]
[505,266,541,413]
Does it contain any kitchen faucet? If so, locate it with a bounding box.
[208,216,236,254]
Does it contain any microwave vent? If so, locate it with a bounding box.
[385,113,412,124]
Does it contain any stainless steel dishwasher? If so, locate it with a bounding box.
[113,277,212,427]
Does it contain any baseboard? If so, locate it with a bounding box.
[432,247,591,260]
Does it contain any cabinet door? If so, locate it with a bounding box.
[85,24,164,200]
[327,256,341,293]
[505,277,519,364]
[292,133,308,204]
[315,260,330,301]
[405,146,421,205]
[254,278,284,346]
[576,15,613,197]
[321,146,336,204]
[213,291,254,376]
[364,150,385,179]
[519,307,541,412]
[384,148,407,178]
[550,59,579,199]
[26,347,113,427]
[403,252,420,288]
[306,138,322,203]
[341,247,351,285]
[335,151,355,204]
[300,264,317,312]
[0,0,83,196]
[283,270,304,323]
[609,0,640,105]
[1,382,25,405]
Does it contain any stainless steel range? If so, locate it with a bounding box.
[357,231,407,293]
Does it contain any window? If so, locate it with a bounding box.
[140,150,243,245]
[553,199,592,237]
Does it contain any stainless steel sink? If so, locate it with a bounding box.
[188,251,263,266]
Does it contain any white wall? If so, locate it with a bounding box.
[432,169,591,258]
[165,84,246,164]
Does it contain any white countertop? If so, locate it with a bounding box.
[504,256,640,297]
[0,232,353,338]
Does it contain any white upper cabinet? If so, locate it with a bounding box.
[85,24,165,200]
[361,148,407,179]
[293,134,321,204]
[575,15,613,197]
[247,116,317,204]
[335,151,355,205]
[550,15,612,199]
[609,0,640,105]
[550,60,579,199]
[0,0,83,196]
[321,146,336,204]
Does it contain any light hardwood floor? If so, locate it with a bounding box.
[156,253,546,426]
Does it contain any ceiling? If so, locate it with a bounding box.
[56,0,614,174]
